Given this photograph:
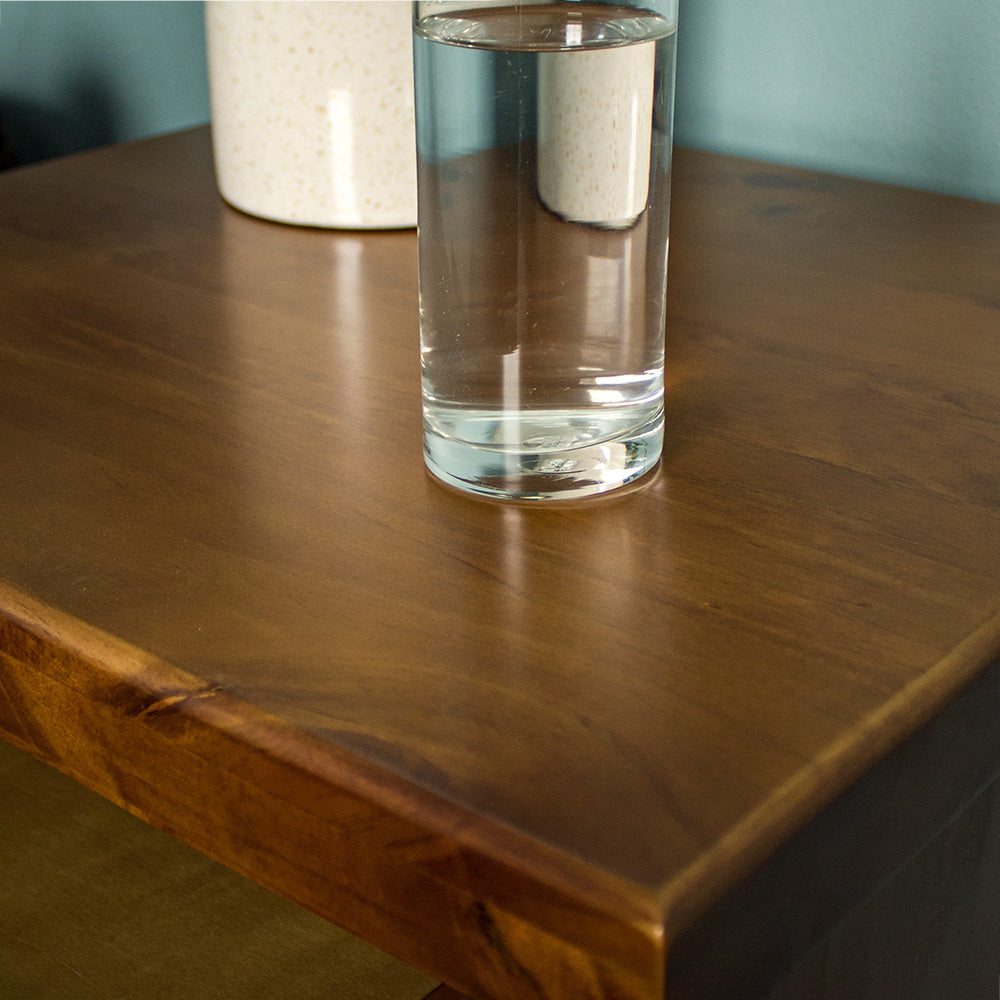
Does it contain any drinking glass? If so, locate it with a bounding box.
[414,0,679,499]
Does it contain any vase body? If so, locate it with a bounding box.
[205,0,416,228]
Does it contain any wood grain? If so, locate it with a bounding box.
[0,583,661,1000]
[3,127,1000,998]
[421,988,475,1000]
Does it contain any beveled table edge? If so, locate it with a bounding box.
[0,578,666,999]
[660,603,1000,932]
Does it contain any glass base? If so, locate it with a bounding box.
[423,406,663,501]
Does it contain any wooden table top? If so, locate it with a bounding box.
[2,126,1000,1000]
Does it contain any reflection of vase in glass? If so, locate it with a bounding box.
[205,1,416,229]
[414,2,677,499]
[538,37,656,227]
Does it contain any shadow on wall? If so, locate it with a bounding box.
[0,114,17,169]
[0,0,210,170]
[0,72,120,167]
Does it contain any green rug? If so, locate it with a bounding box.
[0,738,438,1000]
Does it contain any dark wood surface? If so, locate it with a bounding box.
[2,126,1000,999]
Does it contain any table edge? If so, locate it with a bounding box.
[660,603,1000,932]
[0,578,666,999]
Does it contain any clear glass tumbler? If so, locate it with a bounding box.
[414,0,679,500]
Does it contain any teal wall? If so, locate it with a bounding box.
[1,0,998,203]
[0,1,209,163]
[675,0,1000,204]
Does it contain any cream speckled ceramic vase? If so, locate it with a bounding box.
[205,0,416,229]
